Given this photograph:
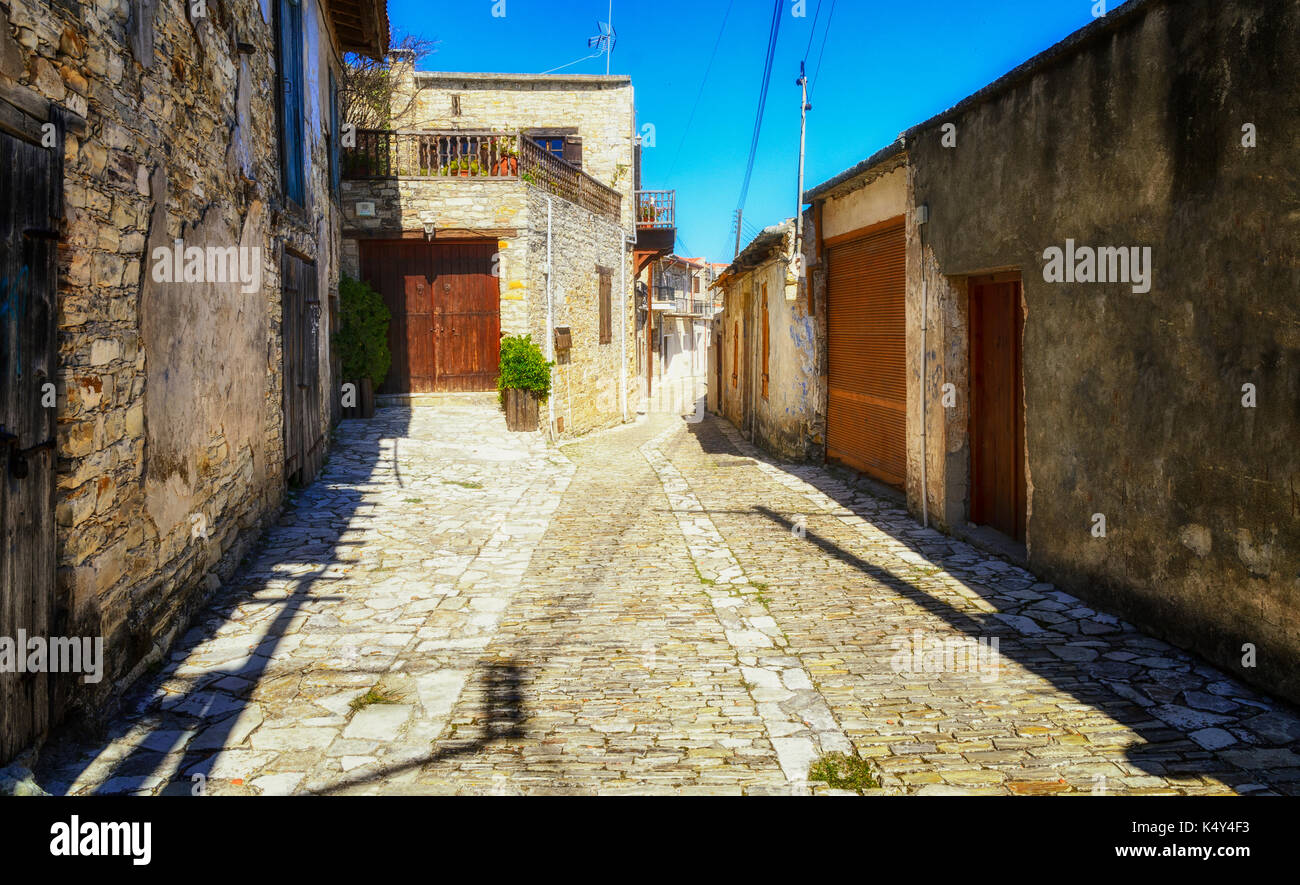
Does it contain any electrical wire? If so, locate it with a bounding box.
[665,0,736,179]
[735,0,784,216]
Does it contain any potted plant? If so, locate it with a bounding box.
[492,139,520,176]
[441,157,482,177]
[638,203,657,224]
[335,274,391,419]
[497,334,552,432]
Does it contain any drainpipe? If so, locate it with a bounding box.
[546,197,555,442]
[620,230,629,423]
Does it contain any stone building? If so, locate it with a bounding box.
[340,62,675,437]
[740,0,1299,703]
[709,221,823,462]
[0,0,388,763]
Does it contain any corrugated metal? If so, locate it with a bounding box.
[826,222,906,487]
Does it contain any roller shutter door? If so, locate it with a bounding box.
[825,220,906,487]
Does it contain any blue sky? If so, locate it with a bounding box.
[387,0,1121,261]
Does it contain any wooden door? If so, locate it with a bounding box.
[0,122,61,763]
[825,218,907,487]
[431,242,499,392]
[969,275,1026,542]
[360,240,499,393]
[282,253,324,486]
[359,240,433,394]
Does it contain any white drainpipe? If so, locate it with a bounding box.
[920,274,929,529]
[620,229,628,423]
[546,197,555,441]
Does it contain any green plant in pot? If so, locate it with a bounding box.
[497,334,552,432]
[335,274,391,419]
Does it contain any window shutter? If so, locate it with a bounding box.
[329,70,340,196]
[278,0,305,206]
[563,136,583,168]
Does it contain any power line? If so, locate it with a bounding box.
[808,0,839,100]
[540,49,602,75]
[801,0,825,63]
[736,0,784,216]
[665,0,736,179]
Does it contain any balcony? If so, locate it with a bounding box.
[343,129,622,223]
[634,189,676,267]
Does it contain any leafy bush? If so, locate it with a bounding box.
[497,334,553,402]
[335,275,391,388]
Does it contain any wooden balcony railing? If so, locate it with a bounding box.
[636,190,675,229]
[518,138,621,222]
[342,129,622,223]
[344,130,522,179]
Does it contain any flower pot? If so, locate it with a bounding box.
[503,387,539,432]
[342,377,375,420]
[493,157,519,176]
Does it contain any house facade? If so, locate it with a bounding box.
[341,62,675,437]
[710,222,823,462]
[0,0,386,763]
[716,0,1299,704]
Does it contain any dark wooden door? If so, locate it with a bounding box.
[282,253,324,486]
[0,123,61,762]
[431,243,499,392]
[360,240,499,393]
[969,275,1026,542]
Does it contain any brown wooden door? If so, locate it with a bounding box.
[825,219,907,487]
[969,275,1026,542]
[431,243,499,392]
[282,253,325,486]
[1,123,61,763]
[360,241,499,393]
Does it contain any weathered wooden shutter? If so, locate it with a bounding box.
[277,0,305,206]
[825,219,906,487]
[0,115,62,763]
[731,322,738,387]
[328,69,340,197]
[563,136,583,169]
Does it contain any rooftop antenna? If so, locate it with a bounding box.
[588,3,616,74]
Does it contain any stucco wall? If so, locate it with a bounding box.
[907,0,1300,701]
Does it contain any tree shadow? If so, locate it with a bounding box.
[681,414,1300,794]
[34,407,413,795]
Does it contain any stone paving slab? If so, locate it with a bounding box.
[31,403,1300,796]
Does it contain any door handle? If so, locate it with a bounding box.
[8,436,54,479]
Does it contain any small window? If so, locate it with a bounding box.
[451,94,462,116]
[598,266,613,344]
[534,136,566,160]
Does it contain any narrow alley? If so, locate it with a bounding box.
[34,402,1300,796]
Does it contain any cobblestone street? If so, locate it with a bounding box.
[35,400,1300,795]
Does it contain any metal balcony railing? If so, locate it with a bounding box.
[636,190,675,228]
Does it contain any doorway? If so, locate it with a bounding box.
[968,273,1026,543]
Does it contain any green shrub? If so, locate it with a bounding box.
[497,334,553,402]
[335,275,391,388]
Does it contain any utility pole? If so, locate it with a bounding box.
[795,61,810,257]
[607,0,614,74]
[733,208,743,258]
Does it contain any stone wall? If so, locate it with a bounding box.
[1,0,345,734]
[525,186,635,437]
[906,0,1300,702]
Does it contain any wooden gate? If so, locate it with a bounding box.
[825,218,907,488]
[0,116,62,762]
[282,252,325,487]
[969,274,1026,542]
[359,240,500,393]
